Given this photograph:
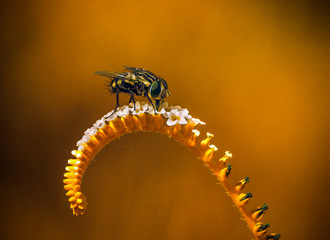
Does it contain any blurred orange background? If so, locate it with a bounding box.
[1,1,329,239]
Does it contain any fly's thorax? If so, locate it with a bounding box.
[127,72,136,80]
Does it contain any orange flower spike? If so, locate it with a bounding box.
[235,176,250,191]
[251,203,268,221]
[200,132,214,150]
[137,114,148,129]
[237,192,253,206]
[63,179,73,185]
[71,150,82,158]
[101,123,115,136]
[73,185,81,192]
[63,172,75,179]
[265,233,281,240]
[153,114,164,130]
[219,163,232,181]
[181,121,195,137]
[64,184,73,191]
[75,192,82,198]
[67,159,78,166]
[122,114,136,130]
[253,222,270,237]
[186,129,199,147]
[202,144,218,162]
[218,150,232,165]
[65,166,81,173]
[75,160,86,169]
[65,190,75,197]
[63,101,280,239]
[70,203,78,209]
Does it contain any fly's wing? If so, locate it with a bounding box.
[124,66,141,73]
[94,71,128,79]
[124,66,160,84]
[96,66,141,78]
[124,66,152,77]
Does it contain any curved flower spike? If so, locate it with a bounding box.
[63,102,280,240]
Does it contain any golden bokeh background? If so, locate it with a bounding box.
[1,1,329,239]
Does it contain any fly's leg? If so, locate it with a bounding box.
[128,90,136,111]
[106,90,120,118]
[146,94,157,114]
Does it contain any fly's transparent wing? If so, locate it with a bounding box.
[95,71,128,78]
[124,66,140,72]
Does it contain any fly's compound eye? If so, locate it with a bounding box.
[150,81,162,99]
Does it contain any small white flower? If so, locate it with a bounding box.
[71,150,82,158]
[118,105,129,112]
[209,144,218,151]
[128,102,135,112]
[166,105,183,111]
[190,117,206,125]
[145,104,156,114]
[206,132,214,138]
[78,145,84,151]
[129,101,168,115]
[128,102,145,113]
[192,129,200,136]
[116,106,130,117]
[83,128,89,136]
[131,110,140,115]
[84,127,97,136]
[103,110,117,122]
[130,102,144,114]
[145,102,167,115]
[93,119,105,129]
[156,108,166,115]
[105,115,117,122]
[81,135,91,143]
[225,151,232,158]
[164,109,189,126]
[132,102,150,115]
[142,103,149,111]
[76,140,84,147]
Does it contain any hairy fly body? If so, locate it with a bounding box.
[95,66,171,115]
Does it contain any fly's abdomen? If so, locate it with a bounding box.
[108,79,119,93]
[108,77,140,94]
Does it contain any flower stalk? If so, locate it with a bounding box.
[63,102,280,239]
